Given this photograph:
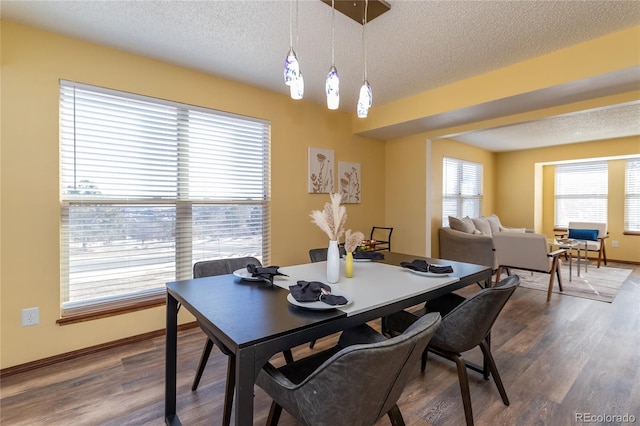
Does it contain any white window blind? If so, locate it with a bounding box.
[60,80,270,315]
[554,161,607,228]
[442,157,483,227]
[625,158,640,233]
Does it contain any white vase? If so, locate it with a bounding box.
[326,240,340,283]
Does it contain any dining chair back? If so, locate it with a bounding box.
[308,247,328,262]
[370,226,393,251]
[382,275,519,426]
[256,312,441,426]
[193,257,258,278]
[308,246,346,262]
[429,275,520,352]
[191,257,261,426]
[425,275,520,426]
[307,247,344,349]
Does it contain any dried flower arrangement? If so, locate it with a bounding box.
[344,229,365,253]
[310,193,347,241]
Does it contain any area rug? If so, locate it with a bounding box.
[509,263,632,303]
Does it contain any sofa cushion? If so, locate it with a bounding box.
[568,228,599,241]
[486,214,502,234]
[499,227,526,233]
[449,216,476,234]
[472,217,492,236]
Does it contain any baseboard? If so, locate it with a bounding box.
[0,321,198,378]
[601,259,639,266]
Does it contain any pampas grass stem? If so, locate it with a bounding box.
[344,230,365,253]
[310,193,347,241]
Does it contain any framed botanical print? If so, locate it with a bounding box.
[338,161,361,203]
[308,147,334,193]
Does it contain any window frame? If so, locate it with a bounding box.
[59,80,271,322]
[442,157,483,227]
[554,161,608,229]
[624,157,640,235]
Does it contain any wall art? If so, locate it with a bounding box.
[308,147,334,193]
[338,161,361,203]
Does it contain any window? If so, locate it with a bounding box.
[554,161,607,228]
[60,81,270,316]
[625,158,640,233]
[442,157,483,227]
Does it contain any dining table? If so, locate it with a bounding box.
[165,251,492,425]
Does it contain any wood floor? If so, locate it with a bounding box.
[2,261,638,425]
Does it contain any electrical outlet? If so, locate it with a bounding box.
[611,240,619,248]
[22,307,39,327]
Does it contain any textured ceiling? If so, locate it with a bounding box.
[452,102,640,152]
[2,0,640,151]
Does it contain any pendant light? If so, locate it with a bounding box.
[357,0,372,118]
[290,72,304,100]
[326,0,339,110]
[289,0,304,100]
[284,0,300,87]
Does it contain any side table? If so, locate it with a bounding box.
[549,239,587,281]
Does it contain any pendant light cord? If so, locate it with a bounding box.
[331,0,335,65]
[289,0,293,49]
[363,0,368,80]
[295,0,299,49]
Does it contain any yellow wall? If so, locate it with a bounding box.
[535,139,640,263]
[2,20,639,370]
[0,22,385,369]
[497,137,639,233]
[430,139,497,258]
[384,133,639,263]
[383,134,427,256]
[384,135,496,258]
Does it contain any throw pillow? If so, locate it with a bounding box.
[449,216,476,234]
[462,216,478,233]
[472,217,492,236]
[486,214,502,234]
[568,228,599,241]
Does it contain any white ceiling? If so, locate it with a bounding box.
[2,0,640,151]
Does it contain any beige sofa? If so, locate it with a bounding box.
[439,227,496,269]
[439,214,531,270]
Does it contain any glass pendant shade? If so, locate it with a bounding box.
[357,81,372,118]
[284,49,299,86]
[357,102,368,118]
[290,72,304,100]
[326,65,340,110]
[357,0,371,118]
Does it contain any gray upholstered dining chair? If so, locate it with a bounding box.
[256,312,441,426]
[308,246,346,263]
[191,257,294,426]
[307,246,345,349]
[384,275,520,426]
[308,247,328,263]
